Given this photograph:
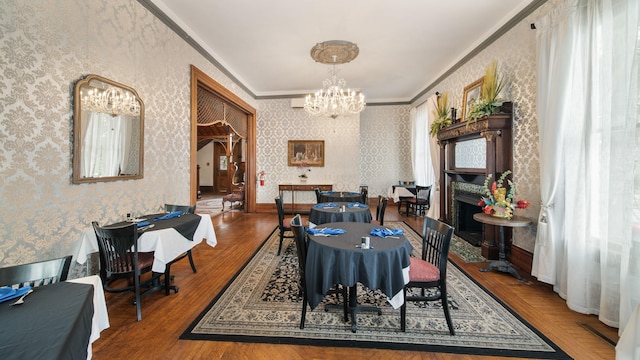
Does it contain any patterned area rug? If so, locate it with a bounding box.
[195,198,224,215]
[387,222,486,263]
[181,225,569,359]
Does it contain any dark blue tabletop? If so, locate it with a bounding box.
[0,281,94,360]
[309,202,372,225]
[305,222,412,309]
[319,192,364,203]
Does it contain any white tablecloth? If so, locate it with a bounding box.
[67,275,109,360]
[387,186,415,203]
[74,214,217,273]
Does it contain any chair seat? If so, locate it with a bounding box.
[223,193,244,202]
[407,198,428,204]
[138,252,155,270]
[408,257,440,282]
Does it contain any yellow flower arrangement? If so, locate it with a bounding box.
[477,170,529,219]
[467,60,505,122]
[429,92,452,137]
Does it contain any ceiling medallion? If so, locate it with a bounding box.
[304,40,365,119]
[310,40,359,64]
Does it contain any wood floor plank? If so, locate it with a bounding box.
[90,205,618,359]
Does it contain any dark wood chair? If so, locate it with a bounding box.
[400,217,455,334]
[290,214,309,328]
[371,195,388,226]
[0,255,72,288]
[406,185,432,219]
[290,214,347,328]
[359,185,368,204]
[92,221,161,321]
[162,203,197,295]
[275,196,294,256]
[314,188,322,203]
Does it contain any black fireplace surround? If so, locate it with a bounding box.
[452,183,484,246]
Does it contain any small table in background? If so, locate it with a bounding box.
[309,202,372,226]
[473,213,531,282]
[319,191,363,203]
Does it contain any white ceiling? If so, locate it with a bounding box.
[149,0,539,103]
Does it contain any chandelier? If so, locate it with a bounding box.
[304,40,365,119]
[81,86,141,117]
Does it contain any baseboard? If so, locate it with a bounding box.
[508,246,533,276]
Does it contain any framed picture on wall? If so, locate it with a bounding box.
[461,77,484,121]
[288,140,324,167]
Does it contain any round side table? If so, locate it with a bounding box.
[473,213,531,282]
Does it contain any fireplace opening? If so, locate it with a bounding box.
[453,188,484,247]
[456,201,483,246]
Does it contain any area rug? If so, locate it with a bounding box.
[386,222,486,263]
[181,224,569,359]
[195,198,223,215]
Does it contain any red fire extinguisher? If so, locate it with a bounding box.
[258,171,266,186]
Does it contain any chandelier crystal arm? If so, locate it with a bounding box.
[304,65,365,119]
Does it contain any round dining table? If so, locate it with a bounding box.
[308,202,372,226]
[305,222,412,332]
[318,191,363,203]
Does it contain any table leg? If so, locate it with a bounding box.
[347,285,382,333]
[480,225,528,282]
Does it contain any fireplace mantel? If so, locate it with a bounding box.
[437,104,513,260]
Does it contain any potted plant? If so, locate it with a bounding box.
[298,162,310,182]
[429,92,452,137]
[467,60,505,122]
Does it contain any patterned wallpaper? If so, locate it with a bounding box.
[0,0,256,273]
[0,0,558,272]
[412,3,558,252]
[254,100,411,205]
[455,138,487,169]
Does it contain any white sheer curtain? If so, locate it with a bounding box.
[425,94,440,219]
[81,112,124,178]
[532,0,640,333]
[410,101,435,189]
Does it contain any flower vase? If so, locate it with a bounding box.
[491,207,510,219]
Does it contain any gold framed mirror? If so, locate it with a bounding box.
[72,74,144,184]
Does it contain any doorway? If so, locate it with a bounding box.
[190,65,256,211]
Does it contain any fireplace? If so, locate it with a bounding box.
[437,108,513,260]
[452,183,484,246]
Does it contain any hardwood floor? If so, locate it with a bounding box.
[91,206,618,359]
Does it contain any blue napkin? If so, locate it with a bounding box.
[347,202,367,208]
[136,221,150,227]
[370,228,404,237]
[153,211,183,221]
[313,203,338,209]
[320,191,334,195]
[306,227,346,235]
[0,285,31,303]
[348,191,360,195]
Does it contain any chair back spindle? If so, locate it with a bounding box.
[0,256,72,288]
[164,204,196,214]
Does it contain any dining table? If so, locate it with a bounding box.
[0,275,109,360]
[305,222,412,332]
[388,184,417,214]
[308,202,372,226]
[75,213,217,274]
[318,191,363,203]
